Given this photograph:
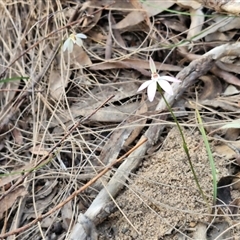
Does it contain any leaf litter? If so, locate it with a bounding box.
[1,0,240,239]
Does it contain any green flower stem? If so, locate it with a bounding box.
[157,85,208,205]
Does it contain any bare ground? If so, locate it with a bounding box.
[98,127,235,239]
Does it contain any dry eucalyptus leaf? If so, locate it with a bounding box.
[63,46,91,67]
[194,0,240,15]
[0,163,35,188]
[218,17,240,32]
[90,59,182,74]
[81,8,102,33]
[89,0,133,10]
[50,82,140,125]
[123,100,148,148]
[223,85,240,96]
[192,16,233,41]
[187,8,205,39]
[100,128,132,166]
[214,142,240,159]
[12,128,23,145]
[200,99,240,112]
[176,0,202,9]
[224,128,240,141]
[23,185,57,221]
[161,19,187,33]
[0,186,27,219]
[49,70,68,100]
[41,215,55,229]
[35,180,58,199]
[71,102,140,122]
[29,145,49,155]
[61,201,73,230]
[221,120,240,129]
[199,75,222,100]
[113,0,174,29]
[232,172,240,190]
[74,82,139,108]
[205,31,236,42]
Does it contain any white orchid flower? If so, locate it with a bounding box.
[62,33,87,53]
[137,57,181,102]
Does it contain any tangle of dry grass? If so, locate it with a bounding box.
[1,1,240,239]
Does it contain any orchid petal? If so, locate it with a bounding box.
[137,80,152,92]
[158,79,173,95]
[68,41,74,53]
[147,81,157,102]
[63,33,87,53]
[159,76,181,82]
[76,33,87,39]
[75,38,83,47]
[63,38,71,52]
[149,57,156,74]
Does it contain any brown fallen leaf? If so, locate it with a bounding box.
[187,8,205,40]
[205,31,236,42]
[71,102,140,122]
[90,59,182,75]
[12,127,23,145]
[224,128,240,141]
[29,145,49,155]
[232,172,240,190]
[214,141,240,159]
[107,13,127,58]
[199,75,222,100]
[211,66,240,87]
[216,60,240,75]
[81,7,102,33]
[49,69,68,100]
[130,0,151,27]
[89,0,133,11]
[113,0,174,30]
[161,19,187,33]
[194,0,240,15]
[200,98,240,112]
[22,183,58,221]
[0,164,34,188]
[176,0,201,9]
[50,81,141,126]
[70,46,92,67]
[61,200,73,230]
[0,186,28,219]
[123,99,148,148]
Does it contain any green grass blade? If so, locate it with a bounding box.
[196,108,217,204]
[0,76,29,84]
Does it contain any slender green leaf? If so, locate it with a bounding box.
[0,76,29,84]
[196,109,217,204]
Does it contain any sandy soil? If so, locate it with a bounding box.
[97,127,231,239]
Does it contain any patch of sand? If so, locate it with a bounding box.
[98,127,229,239]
